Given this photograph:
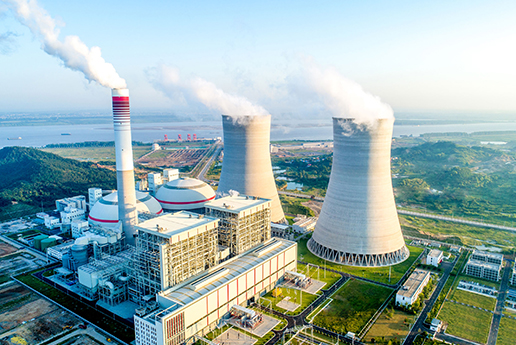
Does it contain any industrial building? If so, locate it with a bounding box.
[457,281,497,297]
[511,262,516,286]
[309,118,409,267]
[155,178,215,212]
[88,191,162,227]
[132,211,220,301]
[205,194,271,257]
[464,257,502,281]
[56,196,87,212]
[396,269,431,306]
[88,188,103,210]
[134,238,297,345]
[216,115,286,223]
[471,250,503,266]
[292,217,317,233]
[426,249,443,267]
[271,223,293,240]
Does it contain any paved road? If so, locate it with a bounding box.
[487,260,512,345]
[403,259,455,345]
[197,144,222,182]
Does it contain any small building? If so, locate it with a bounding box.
[56,195,87,212]
[510,262,516,286]
[471,250,503,265]
[430,318,442,332]
[148,173,163,193]
[464,258,501,281]
[60,207,85,225]
[163,169,179,182]
[44,216,60,229]
[506,289,516,310]
[457,280,497,297]
[426,249,443,267]
[396,269,431,306]
[71,219,89,238]
[271,223,293,240]
[292,217,317,233]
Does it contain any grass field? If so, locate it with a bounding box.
[364,307,415,344]
[313,280,393,334]
[297,236,424,285]
[449,289,497,310]
[497,317,516,345]
[42,146,152,162]
[438,302,492,343]
[296,263,341,289]
[261,287,319,316]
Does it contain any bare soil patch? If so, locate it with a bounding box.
[0,242,18,257]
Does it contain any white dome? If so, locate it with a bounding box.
[88,191,162,226]
[155,178,215,210]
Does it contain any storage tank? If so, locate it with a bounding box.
[33,234,48,250]
[71,244,89,267]
[308,118,409,267]
[62,253,71,270]
[41,238,57,252]
[217,115,286,223]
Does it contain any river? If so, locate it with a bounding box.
[2,119,516,148]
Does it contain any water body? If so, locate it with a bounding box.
[3,120,516,148]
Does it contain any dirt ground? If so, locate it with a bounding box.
[64,334,102,345]
[0,283,80,344]
[301,200,323,216]
[0,242,18,257]
[137,148,208,168]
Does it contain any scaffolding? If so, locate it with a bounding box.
[208,206,271,256]
[133,225,219,303]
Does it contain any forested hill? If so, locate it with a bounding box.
[0,146,116,207]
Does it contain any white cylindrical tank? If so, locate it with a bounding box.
[155,177,215,211]
[217,115,286,223]
[71,244,89,267]
[308,118,409,267]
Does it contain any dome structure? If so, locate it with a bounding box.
[88,191,162,226]
[155,177,216,211]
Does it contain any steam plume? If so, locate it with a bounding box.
[150,64,269,119]
[288,57,393,126]
[4,0,126,89]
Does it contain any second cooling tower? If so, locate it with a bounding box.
[308,118,409,267]
[217,115,286,223]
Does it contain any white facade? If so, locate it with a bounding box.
[71,219,90,238]
[56,196,87,212]
[44,216,60,229]
[163,169,179,182]
[134,238,297,345]
[426,249,443,267]
[60,207,86,225]
[396,269,431,306]
[292,217,317,233]
[148,173,163,193]
[88,188,103,210]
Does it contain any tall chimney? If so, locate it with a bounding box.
[112,88,137,246]
[217,115,286,223]
[308,118,409,267]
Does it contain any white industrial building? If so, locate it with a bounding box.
[148,173,163,193]
[88,191,162,227]
[60,207,86,225]
[396,269,431,306]
[511,262,516,286]
[163,169,179,182]
[56,196,87,212]
[205,195,271,257]
[292,217,317,233]
[88,188,103,210]
[465,258,502,281]
[155,178,215,212]
[71,219,90,238]
[134,238,297,345]
[471,250,503,265]
[426,249,443,267]
[271,223,293,240]
[44,216,60,229]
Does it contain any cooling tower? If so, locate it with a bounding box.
[308,118,409,267]
[217,115,286,223]
[112,88,138,246]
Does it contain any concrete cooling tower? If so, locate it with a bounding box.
[308,118,409,267]
[217,115,286,223]
[112,88,138,246]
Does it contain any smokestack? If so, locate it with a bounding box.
[217,115,286,223]
[308,118,409,267]
[112,88,137,246]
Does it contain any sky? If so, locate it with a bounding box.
[0,0,515,116]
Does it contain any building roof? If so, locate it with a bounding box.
[467,258,502,271]
[397,269,430,299]
[135,211,218,243]
[156,238,295,308]
[88,191,162,225]
[428,249,443,258]
[155,178,216,210]
[472,250,504,260]
[205,195,271,216]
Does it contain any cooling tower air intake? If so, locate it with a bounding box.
[217,115,286,223]
[308,118,409,267]
[112,88,138,246]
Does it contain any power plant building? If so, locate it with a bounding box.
[205,195,271,257]
[132,212,220,301]
[308,118,409,267]
[134,238,297,345]
[155,178,215,212]
[217,115,286,223]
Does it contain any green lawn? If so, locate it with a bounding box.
[438,302,492,343]
[313,280,393,334]
[449,289,496,310]
[296,263,341,289]
[261,287,319,315]
[297,236,423,285]
[497,317,516,345]
[364,307,415,344]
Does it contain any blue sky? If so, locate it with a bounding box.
[0,0,515,114]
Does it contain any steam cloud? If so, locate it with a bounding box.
[288,57,393,127]
[150,64,269,120]
[4,0,126,89]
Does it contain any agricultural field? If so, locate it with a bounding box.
[313,280,392,334]
[497,317,516,345]
[364,307,415,344]
[438,302,492,344]
[297,235,423,285]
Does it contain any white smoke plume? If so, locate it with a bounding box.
[288,57,393,127]
[4,0,126,89]
[150,64,269,121]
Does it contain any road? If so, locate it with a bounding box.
[487,260,512,345]
[403,258,455,345]
[197,144,222,182]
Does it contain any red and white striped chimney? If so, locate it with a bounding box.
[112,88,137,246]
